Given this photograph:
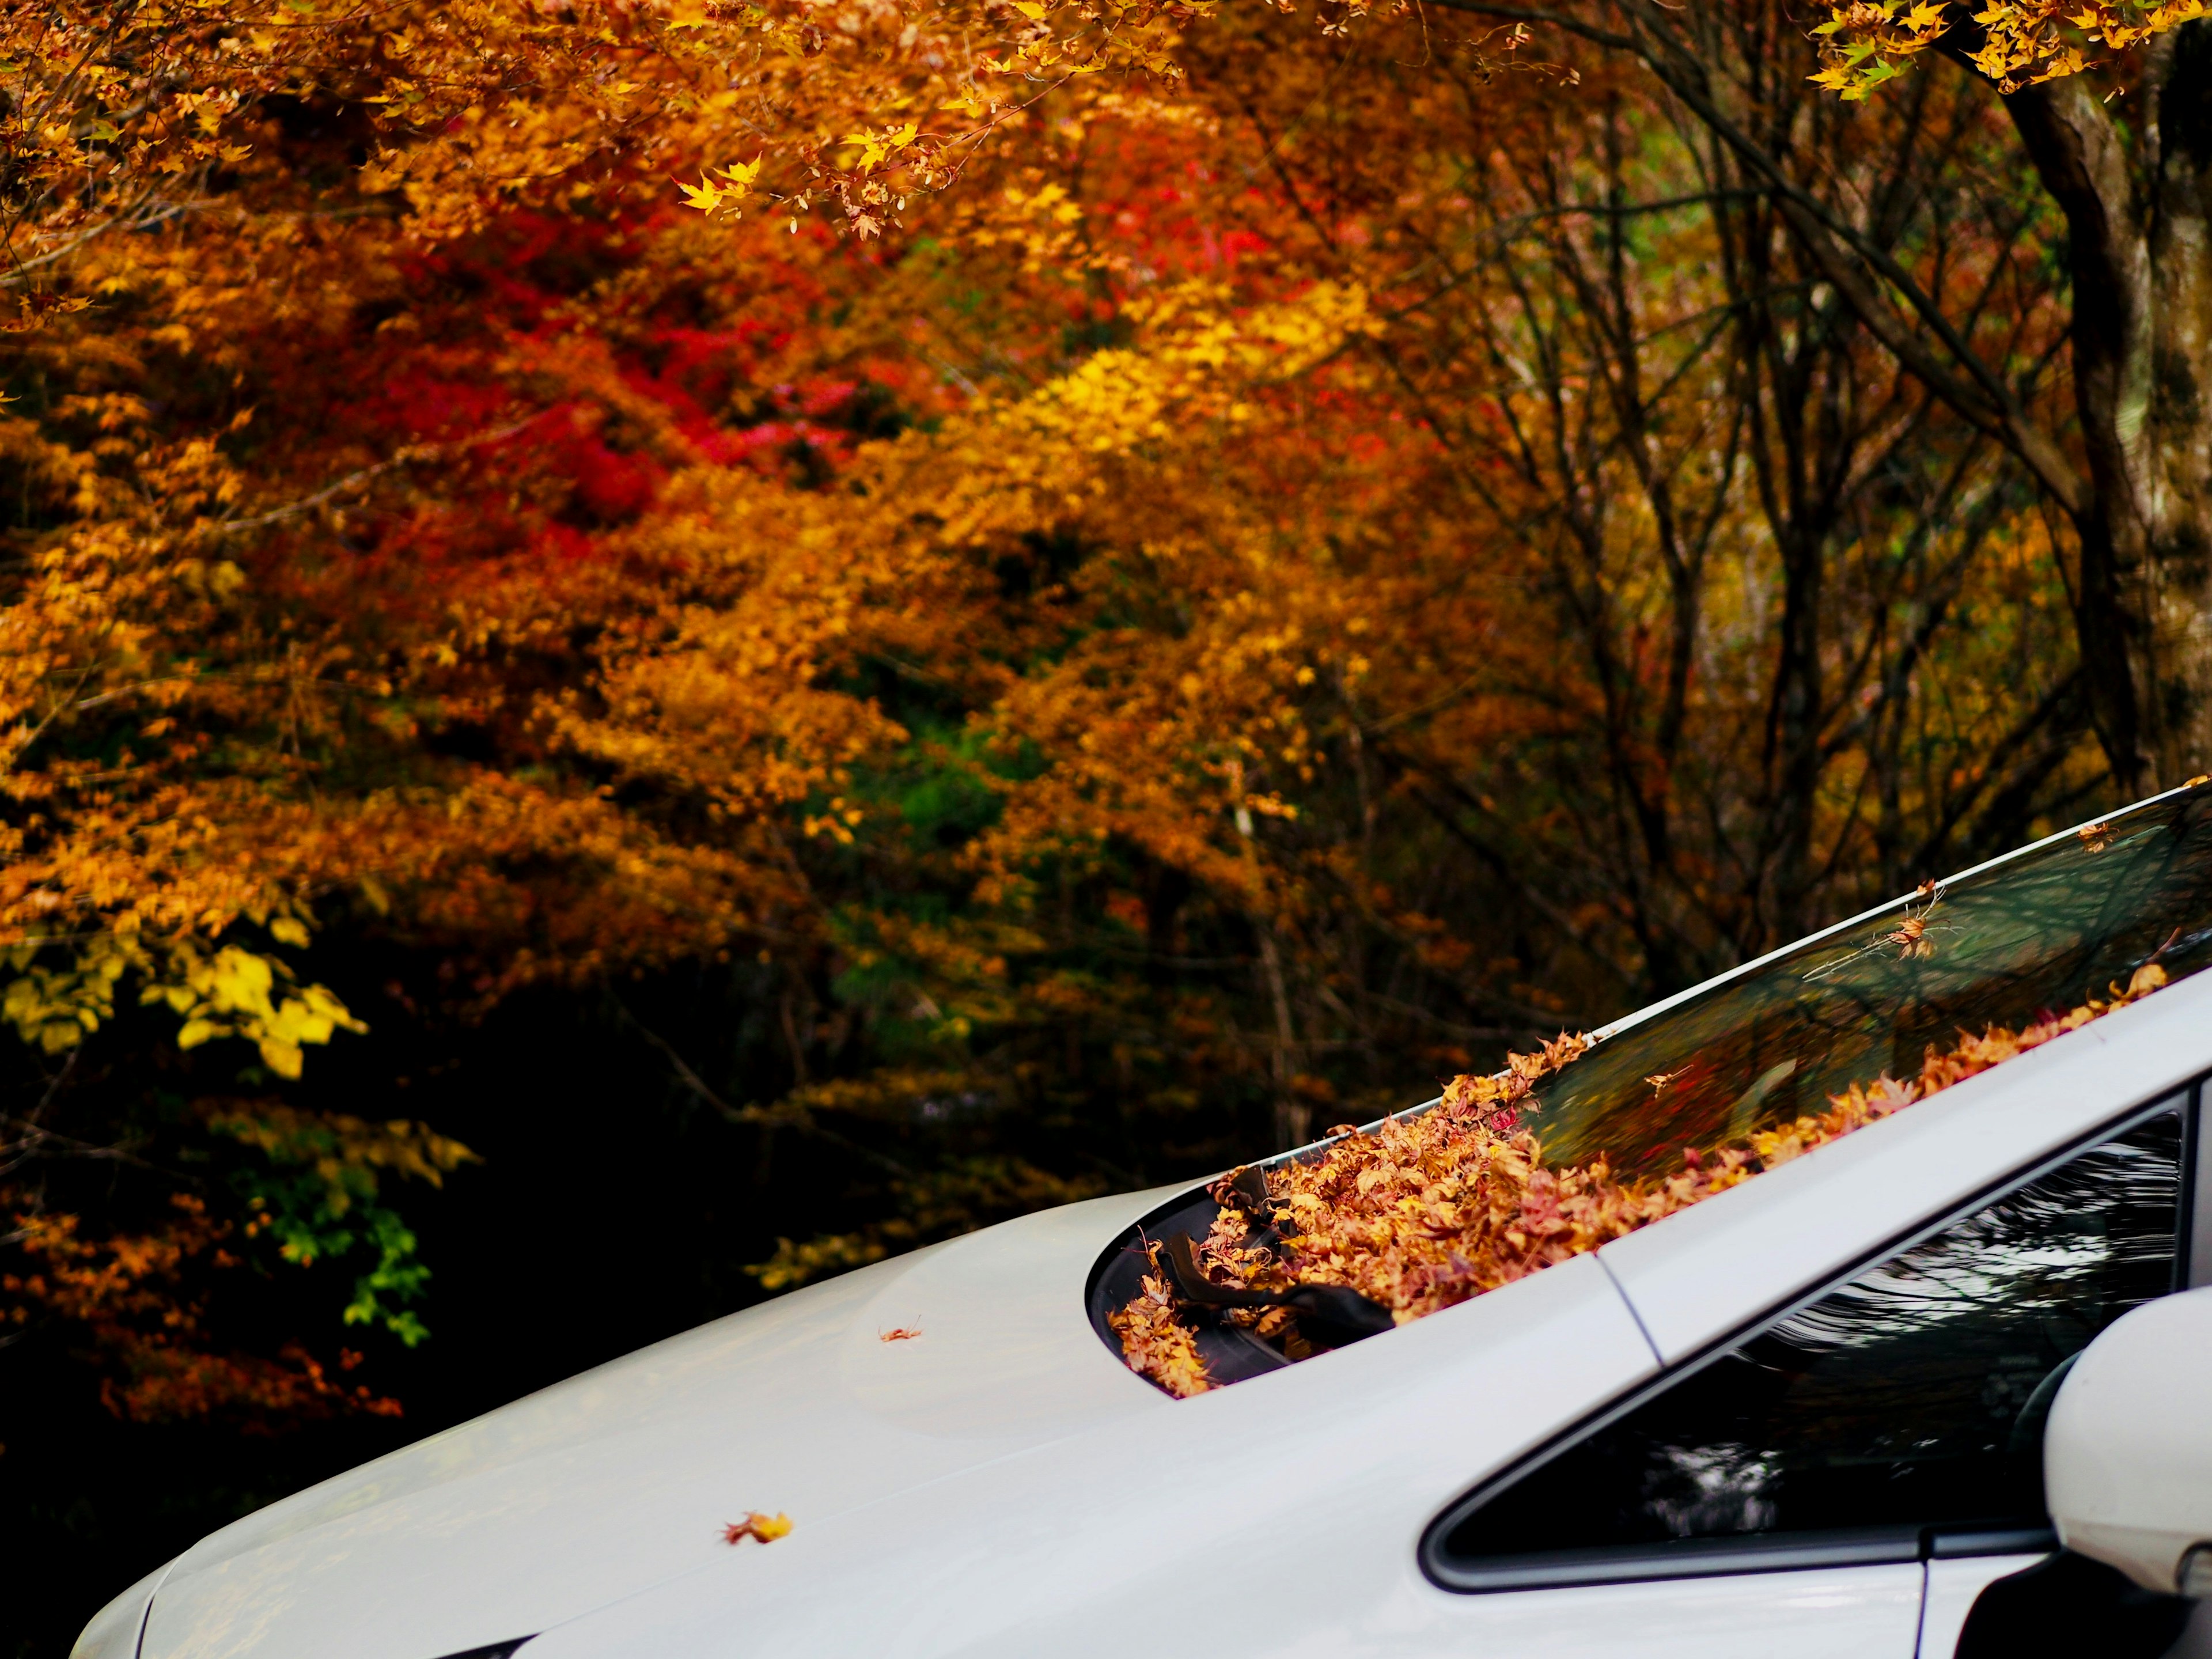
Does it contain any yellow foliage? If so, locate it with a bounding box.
[1107,1256,1217,1397]
[748,1231,893,1293]
[0,0,2133,1440]
[149,945,366,1080]
[1813,0,2207,93]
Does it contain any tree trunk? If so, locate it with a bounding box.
[2009,24,2212,789]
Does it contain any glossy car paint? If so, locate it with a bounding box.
[1919,1556,2050,1656]
[127,1195,1175,1659]
[79,913,2212,1659]
[506,1248,1656,1659]
[70,1565,168,1659]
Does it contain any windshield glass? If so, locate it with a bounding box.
[1527,785,2212,1177]
[1093,783,2212,1399]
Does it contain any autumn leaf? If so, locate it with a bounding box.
[724,1511,793,1544]
[677,176,726,213]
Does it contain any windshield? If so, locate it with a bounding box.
[1092,783,2212,1398]
[1527,785,2212,1177]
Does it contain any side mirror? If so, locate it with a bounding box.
[2047,1286,2212,1597]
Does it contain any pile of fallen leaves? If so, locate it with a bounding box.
[1113,964,2172,1396]
[1105,1268,1217,1400]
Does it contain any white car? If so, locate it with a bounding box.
[77,788,2212,1659]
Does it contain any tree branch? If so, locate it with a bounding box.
[1421,0,2089,517]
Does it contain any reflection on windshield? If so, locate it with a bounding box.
[1099,786,2212,1398]
[1531,787,2212,1177]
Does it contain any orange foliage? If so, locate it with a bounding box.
[4,1195,399,1424]
[1106,1257,1217,1397]
[0,0,2112,1431]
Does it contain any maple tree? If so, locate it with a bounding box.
[2,0,2207,1645]
[0,0,2119,1405]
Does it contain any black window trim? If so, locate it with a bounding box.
[1420,1077,2205,1594]
[2184,1071,2211,1290]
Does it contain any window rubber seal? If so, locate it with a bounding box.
[1431,1524,2062,1594]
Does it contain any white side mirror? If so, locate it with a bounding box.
[2047,1285,2212,1596]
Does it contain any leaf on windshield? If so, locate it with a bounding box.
[1115,966,2173,1391]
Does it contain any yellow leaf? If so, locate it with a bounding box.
[723,1510,793,1544]
[259,1036,305,1078]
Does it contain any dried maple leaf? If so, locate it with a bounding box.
[1808,884,1954,979]
[724,1511,793,1546]
[878,1326,922,1342]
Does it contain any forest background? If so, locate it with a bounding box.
[6,0,2208,1651]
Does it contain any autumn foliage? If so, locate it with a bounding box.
[3,1194,402,1423]
[3,0,2210,1613]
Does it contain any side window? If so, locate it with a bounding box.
[1429,1104,2187,1590]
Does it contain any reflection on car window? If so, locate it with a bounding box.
[1440,1110,2184,1568]
[1528,790,2212,1179]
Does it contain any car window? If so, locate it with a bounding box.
[1428,1103,2188,1590]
